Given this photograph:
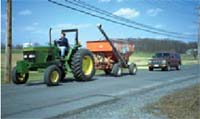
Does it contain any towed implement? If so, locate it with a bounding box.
[12,28,95,86]
[87,24,137,76]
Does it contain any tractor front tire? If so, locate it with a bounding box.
[129,63,137,75]
[44,65,61,86]
[71,49,95,81]
[12,67,29,84]
[59,67,66,82]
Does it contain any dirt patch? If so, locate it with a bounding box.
[145,84,200,119]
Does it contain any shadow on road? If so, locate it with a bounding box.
[26,81,45,86]
[25,77,98,87]
[149,68,178,72]
[96,73,135,77]
[61,77,98,83]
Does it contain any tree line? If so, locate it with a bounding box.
[124,38,197,54]
[1,38,198,54]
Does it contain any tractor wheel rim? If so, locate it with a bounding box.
[50,71,59,83]
[18,74,26,81]
[82,56,93,75]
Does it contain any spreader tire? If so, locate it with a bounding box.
[71,49,95,81]
[112,63,122,77]
[129,63,137,75]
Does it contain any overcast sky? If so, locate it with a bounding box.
[1,0,199,46]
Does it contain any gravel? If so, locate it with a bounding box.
[63,78,199,119]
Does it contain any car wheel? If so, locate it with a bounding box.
[149,67,153,71]
[165,65,171,71]
[176,64,181,70]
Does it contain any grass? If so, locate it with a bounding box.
[130,51,198,69]
[145,84,200,119]
[1,49,23,54]
[1,49,198,83]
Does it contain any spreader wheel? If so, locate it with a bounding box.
[129,63,137,75]
[112,63,122,77]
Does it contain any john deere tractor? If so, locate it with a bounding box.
[12,28,95,86]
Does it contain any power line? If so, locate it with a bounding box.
[48,0,187,38]
[66,0,187,37]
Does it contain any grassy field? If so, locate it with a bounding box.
[130,51,198,69]
[145,84,200,119]
[1,49,198,83]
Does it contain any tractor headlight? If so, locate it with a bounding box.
[162,60,166,64]
[23,55,28,58]
[29,54,36,58]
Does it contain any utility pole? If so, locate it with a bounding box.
[197,6,200,87]
[198,7,200,64]
[5,0,12,83]
[198,7,200,65]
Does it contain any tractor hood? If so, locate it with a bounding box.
[22,46,59,64]
[23,46,52,52]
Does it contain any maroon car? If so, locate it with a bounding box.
[148,52,181,71]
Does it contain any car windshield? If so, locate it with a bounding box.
[154,53,170,58]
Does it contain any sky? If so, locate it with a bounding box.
[1,0,199,46]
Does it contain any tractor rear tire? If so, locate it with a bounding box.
[44,65,61,86]
[12,67,29,84]
[71,49,95,81]
[112,63,122,77]
[129,63,137,75]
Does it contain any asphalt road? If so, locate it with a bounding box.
[1,64,199,119]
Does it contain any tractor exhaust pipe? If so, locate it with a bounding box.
[49,27,52,46]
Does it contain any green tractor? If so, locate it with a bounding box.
[12,28,95,86]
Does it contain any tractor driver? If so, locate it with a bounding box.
[56,32,69,57]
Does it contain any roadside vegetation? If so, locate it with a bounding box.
[145,84,200,119]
